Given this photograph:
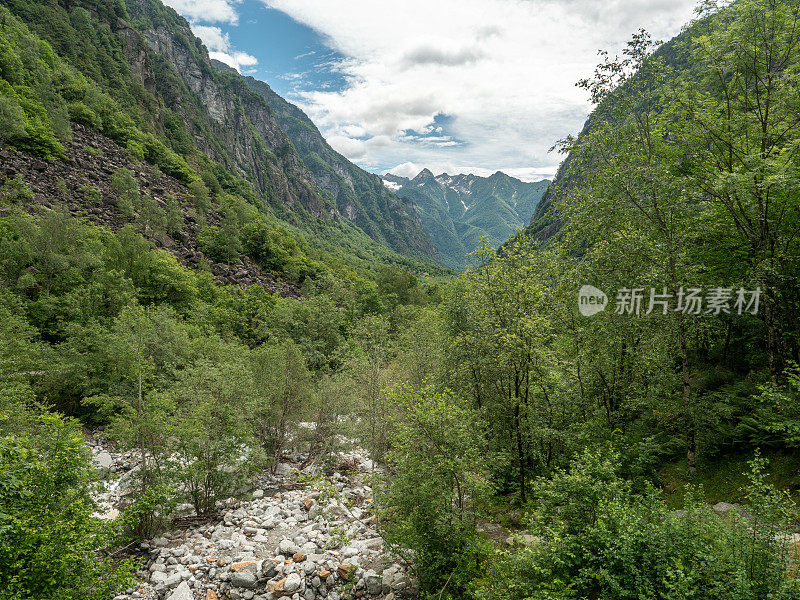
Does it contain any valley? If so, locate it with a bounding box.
[2,1,800,600]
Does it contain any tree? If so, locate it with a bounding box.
[377,384,492,597]
[0,411,135,600]
[249,340,312,464]
[674,0,800,378]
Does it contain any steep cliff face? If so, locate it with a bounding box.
[123,0,329,220]
[237,72,436,259]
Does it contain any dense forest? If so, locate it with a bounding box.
[2,0,800,599]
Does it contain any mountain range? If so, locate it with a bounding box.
[383,170,549,269]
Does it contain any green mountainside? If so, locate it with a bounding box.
[383,169,549,268]
[225,65,437,260]
[0,0,444,278]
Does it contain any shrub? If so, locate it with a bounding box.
[0,411,135,600]
[377,384,493,598]
[197,225,240,264]
[0,173,33,205]
[476,449,800,600]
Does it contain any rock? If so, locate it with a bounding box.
[206,591,219,600]
[278,539,300,555]
[164,571,183,588]
[284,572,302,593]
[253,490,264,499]
[94,451,114,469]
[337,563,355,580]
[304,498,315,511]
[150,571,168,585]
[292,552,306,562]
[230,570,258,589]
[166,581,193,600]
[231,560,257,572]
[712,502,743,517]
[364,569,382,595]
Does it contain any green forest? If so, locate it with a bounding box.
[2,0,800,599]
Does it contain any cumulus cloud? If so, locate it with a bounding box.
[261,0,697,176]
[191,25,231,52]
[209,50,258,73]
[190,24,257,73]
[163,0,241,24]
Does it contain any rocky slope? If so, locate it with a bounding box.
[383,170,549,269]
[0,124,293,294]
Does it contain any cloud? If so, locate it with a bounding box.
[401,46,483,68]
[189,24,257,73]
[191,25,231,52]
[163,0,241,24]
[262,0,698,176]
[209,50,259,73]
[386,162,423,179]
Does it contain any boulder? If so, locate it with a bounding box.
[230,570,258,589]
[94,451,114,469]
[284,572,302,593]
[364,569,382,595]
[166,581,193,600]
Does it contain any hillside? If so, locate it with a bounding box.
[0,0,443,276]
[228,66,437,261]
[383,169,549,268]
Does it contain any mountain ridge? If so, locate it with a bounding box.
[383,169,549,268]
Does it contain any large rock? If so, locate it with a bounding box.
[364,569,382,595]
[712,502,745,517]
[284,572,302,593]
[230,570,258,589]
[94,451,114,469]
[166,581,193,600]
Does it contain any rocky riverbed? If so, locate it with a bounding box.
[87,436,413,600]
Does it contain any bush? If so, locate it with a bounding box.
[0,173,33,205]
[0,411,135,600]
[476,449,800,600]
[197,224,240,264]
[377,384,493,598]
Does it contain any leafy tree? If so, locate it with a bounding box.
[377,384,492,597]
[0,411,134,600]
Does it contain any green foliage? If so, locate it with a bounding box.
[378,384,492,597]
[0,411,134,600]
[476,450,800,600]
[0,173,33,205]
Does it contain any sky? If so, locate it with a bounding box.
[163,0,699,182]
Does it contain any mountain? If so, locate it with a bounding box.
[383,169,549,269]
[523,24,695,243]
[225,66,436,260]
[0,0,445,276]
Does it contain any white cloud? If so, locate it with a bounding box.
[387,162,423,179]
[387,161,554,183]
[163,0,241,24]
[189,24,257,73]
[191,25,231,52]
[262,0,697,176]
[209,50,259,73]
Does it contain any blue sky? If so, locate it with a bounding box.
[164,0,700,181]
